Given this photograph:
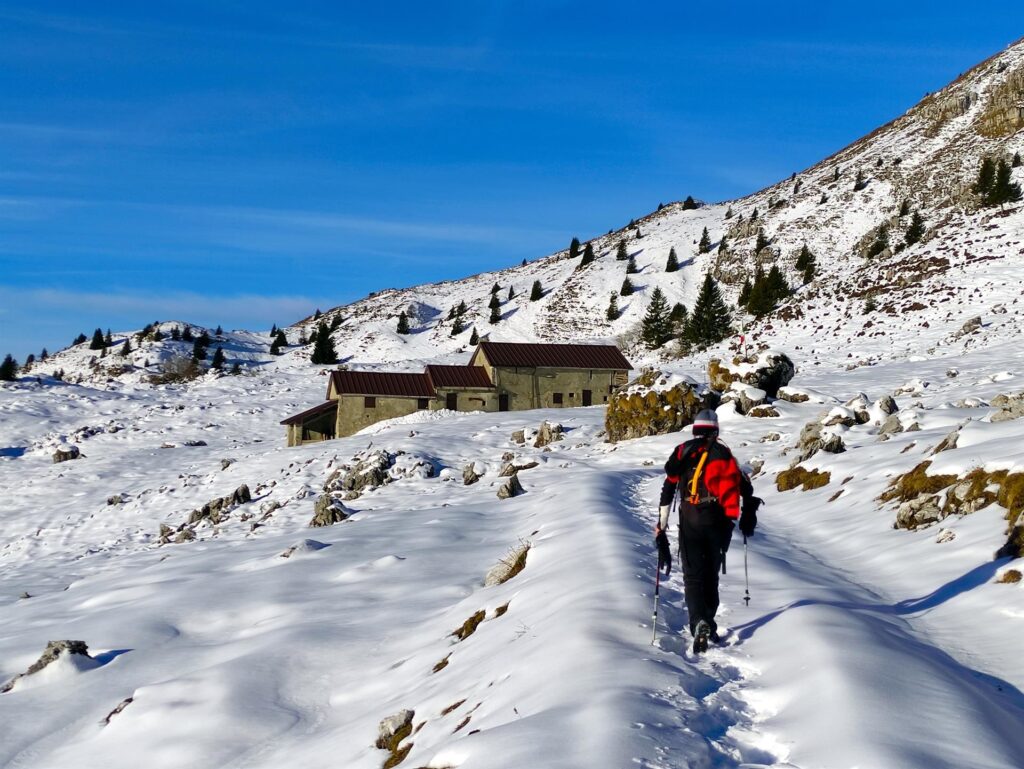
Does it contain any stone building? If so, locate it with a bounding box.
[281,341,632,446]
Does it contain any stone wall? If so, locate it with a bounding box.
[492,367,619,410]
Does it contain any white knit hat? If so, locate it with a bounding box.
[692,409,719,434]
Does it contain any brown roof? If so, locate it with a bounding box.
[473,342,633,371]
[330,370,435,398]
[425,364,494,389]
[281,400,338,425]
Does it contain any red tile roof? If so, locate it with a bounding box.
[280,400,338,425]
[330,370,435,398]
[425,364,494,389]
[473,342,633,371]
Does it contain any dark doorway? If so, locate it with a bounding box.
[499,393,509,411]
[582,390,592,406]
[446,392,458,411]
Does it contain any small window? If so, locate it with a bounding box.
[603,395,608,402]
[364,396,376,409]
[553,392,563,405]
[569,392,575,399]
[417,398,429,410]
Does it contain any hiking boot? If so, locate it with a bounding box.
[692,620,711,654]
[709,629,722,645]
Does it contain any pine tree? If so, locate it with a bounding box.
[724,206,733,219]
[507,285,515,301]
[457,300,468,316]
[794,244,813,271]
[898,199,911,217]
[802,259,816,284]
[209,346,224,369]
[867,224,890,258]
[568,236,581,260]
[904,211,925,246]
[269,338,282,356]
[74,333,88,346]
[171,327,181,341]
[181,326,194,343]
[530,280,543,301]
[682,195,697,210]
[310,322,337,364]
[745,267,773,317]
[447,305,457,320]
[275,329,288,348]
[620,278,634,296]
[579,242,596,267]
[991,159,1023,205]
[750,207,759,222]
[616,240,628,260]
[309,327,318,344]
[298,329,308,346]
[120,339,131,356]
[864,296,877,314]
[197,330,211,347]
[469,327,480,345]
[270,323,277,336]
[89,328,105,350]
[606,293,619,321]
[152,329,164,342]
[105,329,113,347]
[451,316,465,335]
[738,278,752,307]
[766,265,790,301]
[489,293,501,309]
[215,325,223,336]
[331,315,342,330]
[490,282,500,295]
[755,229,770,254]
[40,348,48,361]
[669,302,688,330]
[684,274,732,348]
[192,337,208,361]
[665,247,679,272]
[698,227,711,254]
[397,311,411,334]
[718,235,729,254]
[640,288,673,350]
[0,354,16,381]
[23,354,34,369]
[314,309,322,320]
[489,304,501,324]
[626,256,639,274]
[974,157,996,199]
[230,362,241,375]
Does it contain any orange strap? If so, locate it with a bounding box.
[688,450,710,504]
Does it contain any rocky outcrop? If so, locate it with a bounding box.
[795,422,846,462]
[463,461,485,485]
[977,65,1024,137]
[990,392,1024,422]
[188,484,251,525]
[324,449,434,500]
[376,709,415,767]
[605,370,716,443]
[309,494,350,527]
[497,474,525,499]
[722,383,767,415]
[533,421,563,448]
[709,351,795,398]
[1,640,97,693]
[52,444,81,464]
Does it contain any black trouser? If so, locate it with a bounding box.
[679,503,732,635]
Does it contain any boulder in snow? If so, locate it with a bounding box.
[708,351,795,398]
[533,421,563,448]
[52,444,81,464]
[497,474,525,499]
[605,370,716,443]
[1,640,98,693]
[309,495,351,527]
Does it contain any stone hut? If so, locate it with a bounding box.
[281,341,632,445]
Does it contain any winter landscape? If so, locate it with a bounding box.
[3,15,1024,769]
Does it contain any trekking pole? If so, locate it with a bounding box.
[743,535,751,606]
[651,565,661,646]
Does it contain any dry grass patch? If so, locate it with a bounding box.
[441,699,465,716]
[432,654,451,673]
[452,610,486,641]
[776,466,831,492]
[997,569,1022,584]
[494,602,510,618]
[879,461,958,503]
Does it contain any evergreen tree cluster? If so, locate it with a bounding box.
[682,195,698,210]
[904,211,925,247]
[530,280,543,301]
[396,311,411,335]
[635,275,731,352]
[974,157,1022,207]
[740,265,791,317]
[794,244,817,284]
[310,321,337,364]
[269,329,288,355]
[616,240,628,261]
[0,354,17,381]
[866,224,890,258]
[578,242,596,268]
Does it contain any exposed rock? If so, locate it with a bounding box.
[776,466,831,492]
[823,406,858,427]
[796,421,845,462]
[876,395,899,417]
[510,429,526,445]
[776,387,809,403]
[52,444,81,464]
[990,392,1024,422]
[1,640,96,693]
[19,592,31,600]
[260,500,282,516]
[323,449,429,498]
[376,709,415,751]
[158,524,174,543]
[879,414,904,436]
[895,494,944,529]
[723,383,767,415]
[309,494,350,527]
[748,405,780,418]
[497,474,525,499]
[760,432,782,442]
[280,539,330,558]
[182,440,207,447]
[499,461,539,477]
[106,494,125,505]
[708,351,795,397]
[844,393,872,424]
[932,428,960,454]
[605,370,717,443]
[220,459,235,471]
[533,421,563,448]
[188,484,252,525]
[463,462,485,486]
[103,696,134,725]
[174,528,195,543]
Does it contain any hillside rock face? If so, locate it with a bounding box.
[605,370,716,443]
[708,352,795,398]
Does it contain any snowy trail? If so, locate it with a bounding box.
[623,472,1024,769]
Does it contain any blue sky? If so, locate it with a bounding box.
[0,2,1020,360]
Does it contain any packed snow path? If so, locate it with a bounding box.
[2,356,1023,768]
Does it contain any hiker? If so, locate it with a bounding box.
[654,409,760,653]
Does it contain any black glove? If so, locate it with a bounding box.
[739,496,762,538]
[656,530,672,576]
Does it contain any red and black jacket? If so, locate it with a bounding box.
[660,437,742,520]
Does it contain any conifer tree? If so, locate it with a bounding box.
[489,304,501,324]
[74,333,88,346]
[665,247,679,272]
[864,296,878,313]
[750,207,759,222]
[457,300,468,316]
[490,282,500,295]
[211,346,225,369]
[270,323,278,336]
[230,362,241,375]
[331,315,342,331]
[0,354,16,381]
[469,327,479,345]
[616,240,628,260]
[640,288,673,350]
[120,339,131,356]
[568,236,581,260]
[579,242,596,267]
[310,321,337,364]
[683,274,732,348]
[802,259,816,284]
[396,311,410,334]
[40,348,48,361]
[89,328,105,350]
[1014,152,1022,168]
[724,206,733,219]
[451,316,465,335]
[794,244,813,271]
[767,265,790,301]
[269,337,282,356]
[298,329,308,346]
[191,337,207,361]
[682,195,697,210]
[718,235,729,254]
[507,285,515,301]
[171,327,181,341]
[275,329,288,348]
[904,211,925,246]
[309,327,318,344]
[606,293,619,321]
[626,256,638,275]
[669,302,688,330]
[197,330,211,347]
[867,224,890,258]
[898,199,911,217]
[105,329,113,347]
[182,326,194,342]
[215,325,223,336]
[489,293,501,310]
[620,278,634,296]
[991,159,1023,206]
[698,227,711,254]
[530,280,543,301]
[314,309,322,320]
[755,229,770,254]
[447,305,457,320]
[24,354,34,369]
[152,329,164,342]
[974,157,996,199]
[738,278,752,307]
